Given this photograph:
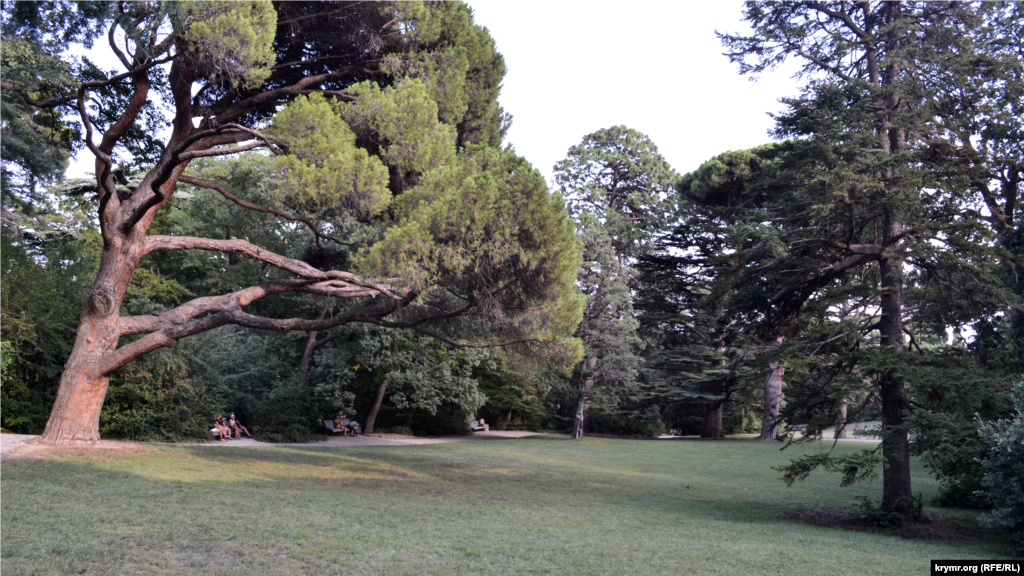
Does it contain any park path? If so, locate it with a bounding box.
[0,433,37,457]
[0,430,542,458]
[189,430,541,448]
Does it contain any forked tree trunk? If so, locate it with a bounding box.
[759,363,784,441]
[363,381,387,434]
[298,307,328,386]
[701,401,724,439]
[834,399,848,439]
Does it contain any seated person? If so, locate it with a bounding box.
[341,415,361,436]
[334,414,350,436]
[334,414,360,437]
[229,413,251,438]
[213,415,231,441]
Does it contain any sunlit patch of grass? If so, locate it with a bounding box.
[1,438,1011,576]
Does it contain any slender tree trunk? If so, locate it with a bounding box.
[363,381,387,434]
[572,357,597,439]
[298,307,328,386]
[834,399,848,439]
[759,363,783,441]
[404,405,415,429]
[701,401,724,439]
[503,407,513,427]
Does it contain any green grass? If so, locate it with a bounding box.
[0,437,1008,575]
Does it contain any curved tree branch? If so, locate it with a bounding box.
[144,235,403,299]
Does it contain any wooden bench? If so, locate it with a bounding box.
[470,421,489,433]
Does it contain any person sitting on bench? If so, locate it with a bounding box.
[213,415,231,441]
[341,415,361,435]
[334,414,354,437]
[334,414,360,436]
[229,413,251,438]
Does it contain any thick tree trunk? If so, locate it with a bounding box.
[759,363,783,441]
[363,381,387,434]
[41,233,146,443]
[834,399,848,439]
[879,216,913,519]
[701,401,724,439]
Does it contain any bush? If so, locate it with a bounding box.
[586,408,664,437]
[413,407,471,436]
[978,384,1024,554]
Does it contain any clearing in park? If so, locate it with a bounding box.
[0,436,1009,576]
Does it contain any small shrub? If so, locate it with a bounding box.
[377,426,414,436]
[846,496,906,527]
[977,384,1024,553]
[845,494,928,527]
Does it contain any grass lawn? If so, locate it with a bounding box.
[0,437,1010,575]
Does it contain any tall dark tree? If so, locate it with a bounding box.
[636,145,783,439]
[719,1,1021,516]
[570,218,643,439]
[554,126,675,437]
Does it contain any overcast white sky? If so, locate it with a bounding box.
[467,0,803,184]
[69,1,802,183]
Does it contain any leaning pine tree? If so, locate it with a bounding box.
[1,1,583,444]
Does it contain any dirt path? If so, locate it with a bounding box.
[1,431,545,459]
[1,433,37,458]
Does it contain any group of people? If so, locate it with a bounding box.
[212,412,251,441]
[334,414,361,437]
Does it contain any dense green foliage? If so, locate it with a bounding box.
[978,383,1024,552]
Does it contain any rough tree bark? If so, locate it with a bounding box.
[878,217,912,517]
[759,362,784,441]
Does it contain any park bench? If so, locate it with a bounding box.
[470,421,489,433]
[324,420,348,434]
[790,424,808,433]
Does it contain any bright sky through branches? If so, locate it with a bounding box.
[468,0,801,183]
[68,1,800,184]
